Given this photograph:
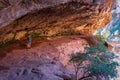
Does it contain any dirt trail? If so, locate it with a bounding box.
[0,37,53,58]
[0,35,87,58]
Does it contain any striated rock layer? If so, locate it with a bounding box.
[0,0,116,42]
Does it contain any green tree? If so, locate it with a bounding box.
[70,41,119,80]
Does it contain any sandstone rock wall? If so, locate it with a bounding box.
[0,0,115,28]
[0,0,71,28]
[0,0,116,42]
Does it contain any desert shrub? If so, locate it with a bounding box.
[30,32,41,38]
[30,32,50,39]
[70,38,119,80]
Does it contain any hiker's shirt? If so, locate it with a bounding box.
[27,36,32,44]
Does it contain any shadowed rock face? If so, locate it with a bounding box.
[0,0,116,42]
[0,0,114,27]
[0,0,70,27]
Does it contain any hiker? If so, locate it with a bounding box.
[26,33,32,48]
[25,27,32,48]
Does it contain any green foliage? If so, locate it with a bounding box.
[88,62,119,78]
[85,43,107,53]
[30,32,51,39]
[70,42,119,80]
[0,38,18,48]
[51,32,74,38]
[30,32,41,38]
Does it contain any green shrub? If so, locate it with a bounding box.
[0,39,18,48]
[70,40,119,80]
[30,32,41,38]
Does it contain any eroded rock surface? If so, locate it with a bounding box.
[0,36,86,80]
[0,0,118,80]
[0,0,116,42]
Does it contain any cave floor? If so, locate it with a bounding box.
[0,35,88,80]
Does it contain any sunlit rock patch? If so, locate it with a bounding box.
[0,0,113,42]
